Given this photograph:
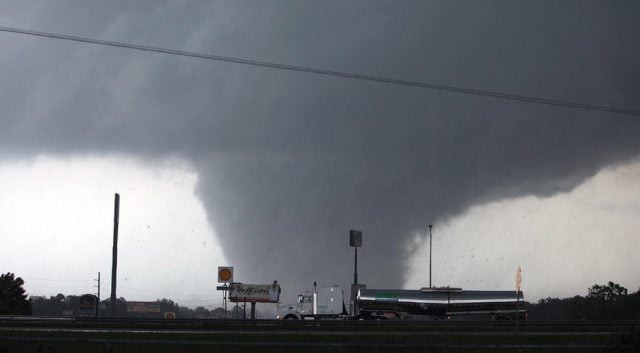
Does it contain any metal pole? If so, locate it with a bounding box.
[516,289,520,331]
[429,224,433,288]
[312,281,318,316]
[250,302,256,320]
[95,272,100,317]
[223,284,227,318]
[354,246,358,285]
[110,193,120,317]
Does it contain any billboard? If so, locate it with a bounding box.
[229,282,280,303]
[127,301,161,313]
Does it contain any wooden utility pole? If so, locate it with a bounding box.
[94,272,100,317]
[110,193,120,317]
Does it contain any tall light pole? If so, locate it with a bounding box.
[350,230,362,285]
[110,193,120,317]
[429,224,433,288]
[349,230,362,316]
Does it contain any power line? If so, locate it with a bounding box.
[24,278,94,282]
[1,25,639,117]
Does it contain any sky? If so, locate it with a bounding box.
[1,1,639,307]
[0,156,227,308]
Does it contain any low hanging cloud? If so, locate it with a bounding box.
[405,160,640,300]
[1,1,639,299]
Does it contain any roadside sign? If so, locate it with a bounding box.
[218,266,234,283]
[78,294,98,317]
[229,283,281,303]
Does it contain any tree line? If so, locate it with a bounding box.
[29,294,232,319]
[1,272,266,319]
[29,295,267,319]
[526,282,640,320]
[3,272,639,320]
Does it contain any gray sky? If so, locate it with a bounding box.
[1,1,639,305]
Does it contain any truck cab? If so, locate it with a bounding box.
[276,285,346,320]
[276,292,313,320]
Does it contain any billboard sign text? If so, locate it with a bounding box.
[229,282,280,303]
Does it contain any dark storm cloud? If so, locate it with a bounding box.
[1,1,639,293]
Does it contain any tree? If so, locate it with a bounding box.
[587,282,629,319]
[194,306,212,318]
[0,273,32,315]
[588,281,628,301]
[103,297,128,317]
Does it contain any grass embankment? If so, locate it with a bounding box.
[1,319,637,352]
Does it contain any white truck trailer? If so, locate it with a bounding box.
[277,283,525,320]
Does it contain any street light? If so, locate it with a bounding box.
[350,230,362,284]
[429,224,433,288]
[350,230,363,316]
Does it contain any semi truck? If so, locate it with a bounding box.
[276,282,348,320]
[276,283,525,320]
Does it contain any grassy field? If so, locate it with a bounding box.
[1,317,639,352]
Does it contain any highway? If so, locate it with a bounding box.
[1,317,639,352]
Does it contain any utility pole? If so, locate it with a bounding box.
[429,224,433,288]
[94,272,100,317]
[110,193,120,317]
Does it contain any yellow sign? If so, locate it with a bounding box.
[218,266,234,283]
